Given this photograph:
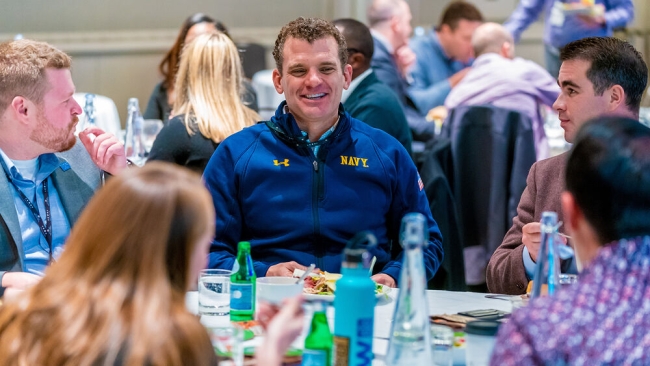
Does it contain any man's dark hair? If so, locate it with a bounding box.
[273,17,347,75]
[560,37,648,115]
[566,117,650,244]
[332,18,374,62]
[438,1,483,31]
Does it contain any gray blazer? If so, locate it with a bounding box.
[0,142,99,282]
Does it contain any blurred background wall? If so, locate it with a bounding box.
[1,0,648,125]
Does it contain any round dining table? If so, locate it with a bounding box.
[187,288,512,365]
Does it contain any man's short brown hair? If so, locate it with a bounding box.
[438,1,483,30]
[272,17,348,75]
[0,39,71,114]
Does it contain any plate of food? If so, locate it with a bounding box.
[293,269,391,302]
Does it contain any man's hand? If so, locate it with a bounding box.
[448,68,470,88]
[371,273,397,288]
[79,126,127,175]
[394,45,416,78]
[522,222,542,262]
[266,261,307,277]
[2,272,41,289]
[578,4,606,28]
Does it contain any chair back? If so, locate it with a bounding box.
[441,105,536,286]
[237,42,267,80]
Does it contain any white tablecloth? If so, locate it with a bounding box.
[187,289,510,365]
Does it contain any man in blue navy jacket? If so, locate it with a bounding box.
[203,17,443,288]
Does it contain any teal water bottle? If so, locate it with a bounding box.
[333,232,376,366]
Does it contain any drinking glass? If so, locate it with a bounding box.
[209,325,244,366]
[142,119,163,154]
[199,269,232,328]
[430,324,454,366]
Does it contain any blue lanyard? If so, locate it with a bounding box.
[3,170,53,261]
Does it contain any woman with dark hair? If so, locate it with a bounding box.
[144,13,258,121]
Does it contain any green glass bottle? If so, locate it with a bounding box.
[302,301,333,366]
[230,241,256,321]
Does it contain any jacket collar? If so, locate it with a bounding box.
[266,101,351,151]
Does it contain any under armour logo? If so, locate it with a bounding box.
[273,159,290,167]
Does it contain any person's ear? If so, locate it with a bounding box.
[348,53,365,71]
[343,63,352,90]
[501,42,514,59]
[272,68,284,94]
[606,84,625,112]
[439,24,451,36]
[9,96,33,125]
[561,191,581,235]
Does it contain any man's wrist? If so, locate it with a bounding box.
[522,246,537,279]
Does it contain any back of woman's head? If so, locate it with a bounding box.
[174,31,259,143]
[0,162,216,365]
[60,161,214,290]
[159,13,230,89]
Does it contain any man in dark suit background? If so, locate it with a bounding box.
[367,0,432,146]
[333,18,412,155]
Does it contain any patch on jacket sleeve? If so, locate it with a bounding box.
[418,174,424,191]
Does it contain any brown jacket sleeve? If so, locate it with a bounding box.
[486,153,567,294]
[486,162,537,294]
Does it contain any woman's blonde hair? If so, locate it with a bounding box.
[173,31,259,143]
[0,163,216,365]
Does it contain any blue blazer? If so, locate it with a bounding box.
[343,71,413,156]
[370,37,434,142]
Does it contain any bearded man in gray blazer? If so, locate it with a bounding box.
[0,39,126,295]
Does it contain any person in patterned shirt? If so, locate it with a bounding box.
[491,116,650,365]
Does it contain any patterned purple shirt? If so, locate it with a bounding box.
[491,236,650,365]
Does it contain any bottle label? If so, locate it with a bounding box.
[230,283,253,310]
[301,349,328,366]
[333,336,349,366]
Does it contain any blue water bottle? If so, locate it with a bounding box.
[531,211,560,298]
[333,232,376,366]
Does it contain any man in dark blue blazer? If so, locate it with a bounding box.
[367,0,433,145]
[334,18,412,155]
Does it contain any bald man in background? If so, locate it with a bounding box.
[445,23,559,160]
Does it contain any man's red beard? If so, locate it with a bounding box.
[30,114,79,153]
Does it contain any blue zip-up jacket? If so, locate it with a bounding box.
[204,102,443,283]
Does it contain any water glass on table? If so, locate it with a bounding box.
[208,325,244,366]
[199,269,232,328]
[430,324,454,366]
[143,119,163,155]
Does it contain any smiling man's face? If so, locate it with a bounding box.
[272,36,352,126]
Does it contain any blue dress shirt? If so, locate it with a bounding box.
[409,30,468,115]
[0,150,70,275]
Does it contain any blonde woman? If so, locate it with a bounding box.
[0,163,218,365]
[147,31,260,173]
